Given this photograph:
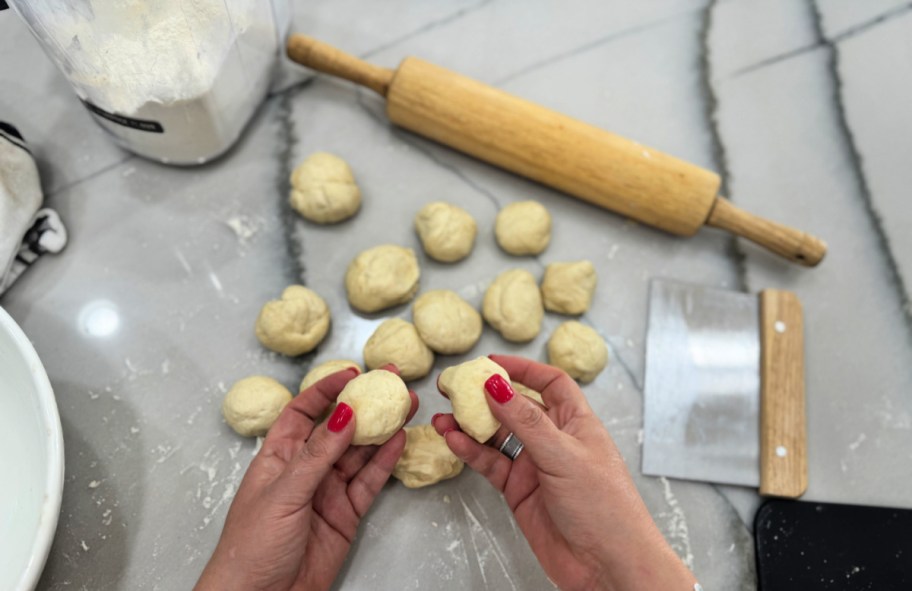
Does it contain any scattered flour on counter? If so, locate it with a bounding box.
[225,214,264,247]
[80,540,90,552]
[658,477,695,570]
[457,492,518,591]
[88,480,101,489]
[848,433,867,451]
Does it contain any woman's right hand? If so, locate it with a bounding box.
[432,354,697,591]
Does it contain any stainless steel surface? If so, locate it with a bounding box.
[642,279,761,487]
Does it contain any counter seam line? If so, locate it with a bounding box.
[727,2,912,80]
[807,0,912,335]
[273,86,308,286]
[699,0,748,292]
[493,7,702,87]
[361,0,496,60]
[45,154,136,200]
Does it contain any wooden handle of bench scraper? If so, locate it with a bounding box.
[759,290,808,498]
[287,35,827,267]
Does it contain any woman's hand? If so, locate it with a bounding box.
[432,355,696,591]
[196,365,418,591]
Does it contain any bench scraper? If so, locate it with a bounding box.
[642,279,807,498]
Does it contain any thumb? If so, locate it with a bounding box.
[484,374,567,474]
[273,402,355,506]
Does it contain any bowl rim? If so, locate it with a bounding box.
[0,306,65,591]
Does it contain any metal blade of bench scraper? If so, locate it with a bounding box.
[642,279,761,487]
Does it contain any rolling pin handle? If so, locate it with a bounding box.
[706,197,827,267]
[287,35,394,97]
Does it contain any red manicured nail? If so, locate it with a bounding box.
[431,413,444,424]
[485,374,514,404]
[347,367,360,376]
[328,402,353,433]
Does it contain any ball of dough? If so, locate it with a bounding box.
[547,321,608,384]
[414,201,477,262]
[290,152,361,224]
[412,290,482,354]
[541,260,597,315]
[512,381,545,407]
[255,285,331,356]
[345,245,420,313]
[363,318,434,381]
[300,359,362,392]
[337,369,411,445]
[495,200,552,255]
[483,269,544,342]
[438,356,509,443]
[222,376,292,437]
[393,425,464,488]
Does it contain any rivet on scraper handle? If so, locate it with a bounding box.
[286,35,827,267]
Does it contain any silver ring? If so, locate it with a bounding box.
[498,432,524,460]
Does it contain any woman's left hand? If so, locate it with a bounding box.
[195,365,418,591]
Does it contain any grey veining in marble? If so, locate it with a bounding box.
[1,1,911,589]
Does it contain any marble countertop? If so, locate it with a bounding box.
[3,1,911,589]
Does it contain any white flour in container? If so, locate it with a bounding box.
[32,0,280,164]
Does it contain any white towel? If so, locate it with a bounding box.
[0,123,66,295]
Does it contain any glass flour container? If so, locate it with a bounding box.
[8,0,288,165]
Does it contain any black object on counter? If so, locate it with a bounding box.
[755,500,912,590]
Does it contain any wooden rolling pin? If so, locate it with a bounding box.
[287,36,827,267]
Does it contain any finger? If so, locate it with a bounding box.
[267,368,360,446]
[406,389,420,423]
[442,429,512,491]
[272,402,356,507]
[334,445,378,482]
[347,429,407,517]
[435,373,449,400]
[431,412,459,437]
[490,354,589,411]
[483,373,568,475]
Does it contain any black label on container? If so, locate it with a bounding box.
[81,100,164,133]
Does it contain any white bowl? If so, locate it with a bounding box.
[0,306,64,590]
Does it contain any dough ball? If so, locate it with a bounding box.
[438,356,509,443]
[483,269,544,342]
[222,376,292,437]
[547,321,608,384]
[345,245,420,313]
[512,381,545,407]
[300,359,362,392]
[414,201,477,262]
[290,152,361,223]
[541,260,597,315]
[363,318,434,381]
[495,200,552,255]
[337,369,411,445]
[393,425,464,488]
[412,290,482,354]
[255,285,330,356]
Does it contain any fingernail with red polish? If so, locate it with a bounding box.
[485,374,514,404]
[328,402,353,433]
[431,413,444,424]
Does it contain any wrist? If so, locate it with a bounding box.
[588,524,696,591]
